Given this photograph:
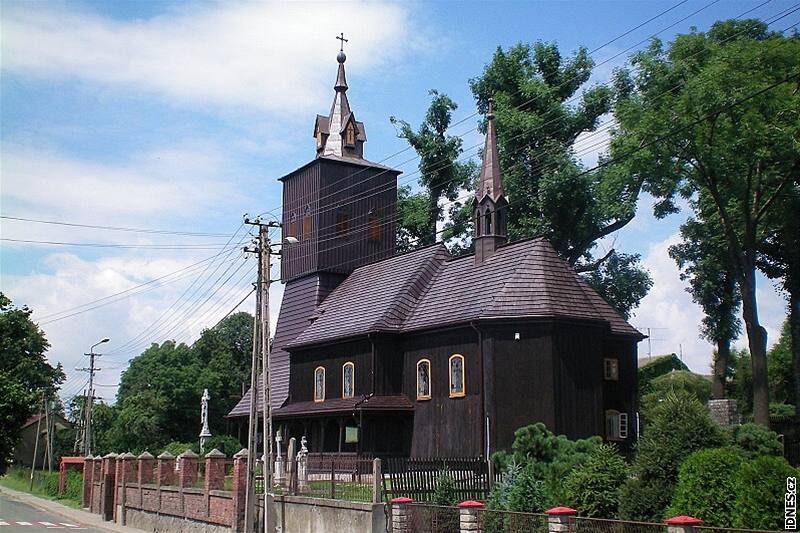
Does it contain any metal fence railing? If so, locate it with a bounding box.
[263,454,378,503]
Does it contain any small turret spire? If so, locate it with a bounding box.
[473,97,508,264]
[313,33,366,159]
[476,98,504,203]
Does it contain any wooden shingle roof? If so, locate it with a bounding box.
[289,237,642,348]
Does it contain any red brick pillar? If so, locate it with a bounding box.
[92,456,102,513]
[178,450,199,488]
[231,448,249,533]
[117,453,135,524]
[391,497,413,532]
[545,506,577,533]
[459,500,484,532]
[666,515,703,533]
[101,453,118,522]
[82,455,95,509]
[205,448,226,491]
[138,452,155,485]
[137,452,154,513]
[156,451,175,486]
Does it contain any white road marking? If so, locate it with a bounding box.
[0,521,9,526]
[60,525,80,528]
[16,522,32,526]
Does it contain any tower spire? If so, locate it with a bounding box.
[473,97,508,264]
[313,34,365,159]
[476,98,504,203]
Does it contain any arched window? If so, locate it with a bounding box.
[342,362,354,399]
[605,410,628,440]
[367,213,380,242]
[416,359,431,401]
[314,367,325,402]
[315,126,323,149]
[484,209,492,235]
[302,205,312,241]
[475,213,481,237]
[449,354,465,398]
[345,123,356,146]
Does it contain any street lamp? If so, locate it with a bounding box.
[83,337,109,455]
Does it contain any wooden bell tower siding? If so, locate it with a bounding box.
[226,47,644,458]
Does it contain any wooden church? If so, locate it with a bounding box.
[227,48,644,458]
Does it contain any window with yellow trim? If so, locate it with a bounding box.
[449,354,465,398]
[416,359,431,400]
[342,362,354,399]
[314,367,325,402]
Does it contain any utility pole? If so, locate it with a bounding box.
[29,392,45,490]
[78,338,109,456]
[242,216,281,533]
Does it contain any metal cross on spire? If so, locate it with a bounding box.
[336,32,348,52]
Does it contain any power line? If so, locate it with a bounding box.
[1,237,236,249]
[0,215,234,237]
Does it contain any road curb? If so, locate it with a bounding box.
[0,485,141,533]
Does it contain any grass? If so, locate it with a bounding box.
[0,467,83,508]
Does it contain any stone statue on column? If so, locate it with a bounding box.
[297,435,309,493]
[199,389,212,454]
[274,429,285,487]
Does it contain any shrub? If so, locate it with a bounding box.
[63,471,83,502]
[484,461,521,532]
[161,441,198,457]
[769,402,796,418]
[203,435,242,456]
[502,422,600,506]
[733,456,799,530]
[731,423,781,458]
[619,391,727,521]
[641,370,711,420]
[666,447,744,526]
[564,444,629,518]
[507,463,546,513]
[433,467,458,506]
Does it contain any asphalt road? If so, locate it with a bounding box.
[0,493,99,531]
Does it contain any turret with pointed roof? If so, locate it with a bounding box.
[473,99,508,264]
[313,49,366,159]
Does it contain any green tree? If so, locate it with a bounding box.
[619,391,727,521]
[609,20,800,425]
[391,90,476,251]
[564,444,629,518]
[733,456,799,530]
[470,42,651,318]
[730,422,781,458]
[0,293,64,471]
[640,370,712,421]
[666,447,745,527]
[507,463,547,513]
[670,215,741,399]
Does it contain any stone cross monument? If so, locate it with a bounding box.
[199,389,212,454]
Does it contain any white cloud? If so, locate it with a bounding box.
[3,248,259,403]
[0,142,244,238]
[1,1,412,113]
[630,233,788,373]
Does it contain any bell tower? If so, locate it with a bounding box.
[474,99,508,263]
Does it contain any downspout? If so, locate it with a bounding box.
[368,333,377,395]
[471,321,489,459]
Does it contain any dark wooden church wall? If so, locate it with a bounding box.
[280,162,320,281]
[602,335,639,452]
[374,333,404,395]
[488,322,555,453]
[318,160,398,275]
[288,339,373,403]
[551,321,606,440]
[403,328,482,457]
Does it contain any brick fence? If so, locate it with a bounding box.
[82,448,249,532]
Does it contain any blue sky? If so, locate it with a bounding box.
[1,0,793,402]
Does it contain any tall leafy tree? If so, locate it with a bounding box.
[759,191,800,408]
[0,293,64,471]
[469,42,651,318]
[608,20,799,424]
[391,90,476,252]
[670,213,741,399]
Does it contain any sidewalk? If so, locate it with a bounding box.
[0,485,143,533]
